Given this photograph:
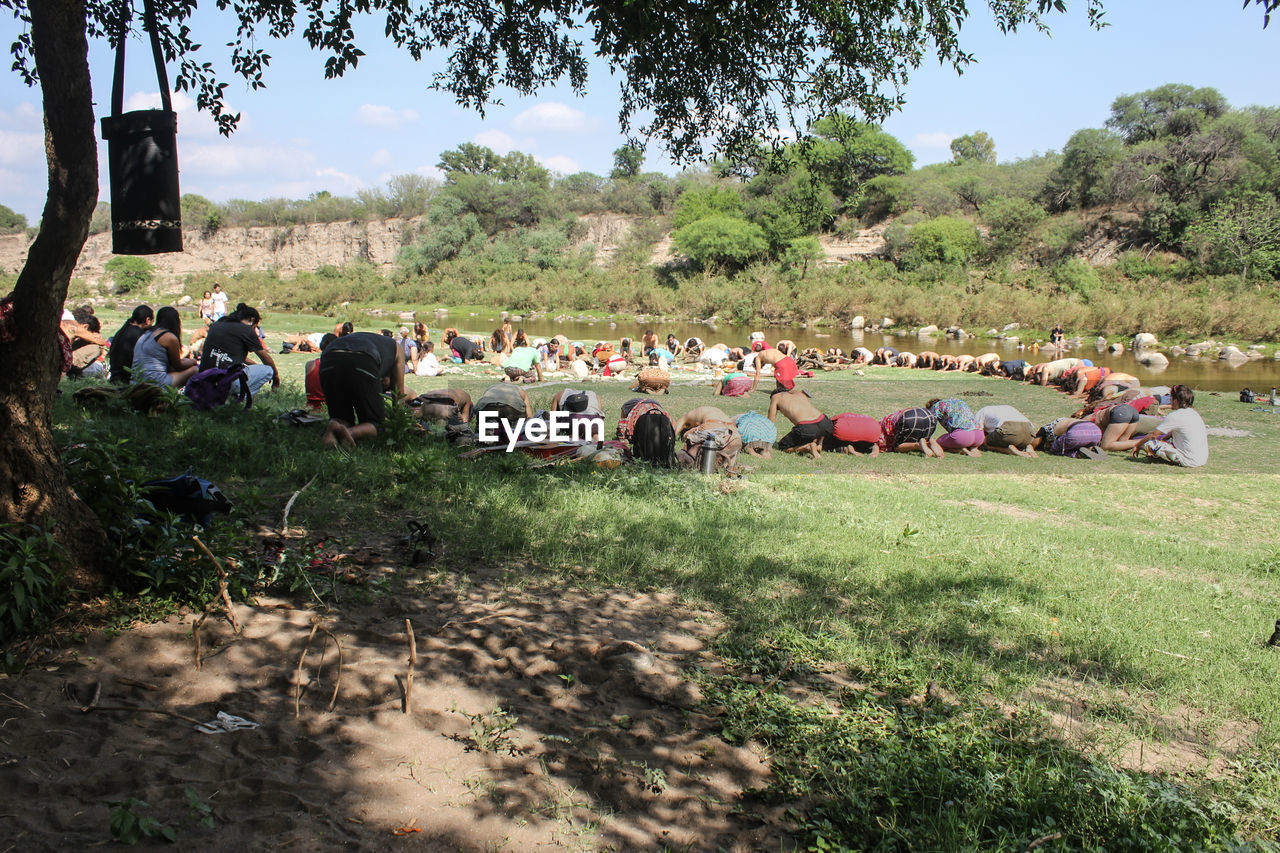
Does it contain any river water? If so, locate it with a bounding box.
[490,317,1280,392]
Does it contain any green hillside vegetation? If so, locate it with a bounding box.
[60,83,1280,340]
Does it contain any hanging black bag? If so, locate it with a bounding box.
[99,0,182,255]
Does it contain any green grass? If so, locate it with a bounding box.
[50,364,1280,849]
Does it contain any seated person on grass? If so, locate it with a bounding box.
[131,306,198,389]
[1128,384,1208,468]
[975,404,1036,457]
[673,406,742,471]
[768,388,833,459]
[826,413,883,457]
[926,397,984,457]
[108,304,154,384]
[879,407,942,457]
[734,411,777,458]
[199,304,280,398]
[318,331,406,448]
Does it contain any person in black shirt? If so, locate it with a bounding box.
[446,330,483,362]
[318,332,406,448]
[199,304,279,396]
[108,304,153,384]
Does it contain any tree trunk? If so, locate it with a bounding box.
[0,0,109,589]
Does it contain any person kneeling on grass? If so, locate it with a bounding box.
[825,413,883,457]
[768,388,833,459]
[415,388,473,424]
[673,406,743,471]
[976,404,1036,457]
[926,397,984,457]
[503,344,543,383]
[879,407,942,457]
[1128,384,1208,468]
[473,383,534,447]
[735,411,777,458]
[319,331,406,448]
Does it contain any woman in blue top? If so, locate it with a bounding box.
[131,307,198,388]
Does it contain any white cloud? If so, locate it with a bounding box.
[368,148,393,168]
[313,167,363,191]
[355,104,419,130]
[473,130,516,154]
[0,102,42,129]
[512,102,592,134]
[537,155,580,176]
[0,129,43,168]
[914,132,954,149]
[182,142,317,180]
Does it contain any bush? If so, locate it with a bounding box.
[672,215,768,271]
[899,216,983,270]
[0,524,63,643]
[104,256,154,294]
[981,196,1047,258]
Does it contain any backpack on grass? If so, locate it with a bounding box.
[185,364,251,411]
[140,470,233,526]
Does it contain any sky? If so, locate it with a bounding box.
[0,1,1276,223]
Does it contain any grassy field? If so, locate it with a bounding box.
[46,342,1280,848]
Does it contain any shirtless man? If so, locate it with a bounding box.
[774,339,796,356]
[415,388,474,424]
[916,351,940,369]
[749,347,801,393]
[673,405,742,471]
[894,351,918,368]
[641,329,659,356]
[767,388,833,459]
[974,352,1001,373]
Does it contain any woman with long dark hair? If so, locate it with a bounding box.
[131,306,198,388]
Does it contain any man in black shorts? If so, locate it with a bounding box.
[768,388,833,459]
[318,331,405,448]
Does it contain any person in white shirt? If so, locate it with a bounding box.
[1130,385,1208,468]
[414,340,441,377]
[209,283,229,320]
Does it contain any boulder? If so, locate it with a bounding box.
[1247,349,1263,360]
[917,324,939,337]
[1095,336,1108,349]
[1110,343,1124,354]
[1219,345,1242,359]
[1170,345,1185,357]
[880,317,895,330]
[571,359,590,379]
[1132,332,1159,350]
[986,328,999,337]
[1002,322,1020,331]
[177,295,192,306]
[1004,335,1019,343]
[851,315,865,330]
[1225,352,1249,368]
[1137,351,1169,369]
[397,311,415,322]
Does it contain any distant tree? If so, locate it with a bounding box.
[385,174,439,218]
[610,145,645,180]
[103,256,153,294]
[1187,194,1280,279]
[950,131,996,164]
[0,203,28,232]
[781,236,824,277]
[87,202,112,235]
[804,114,915,201]
[437,143,504,176]
[981,196,1047,257]
[672,214,767,271]
[898,216,983,269]
[1046,128,1123,210]
[1106,84,1230,144]
[672,185,744,229]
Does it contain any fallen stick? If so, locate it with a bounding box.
[115,678,159,692]
[295,624,319,719]
[404,618,417,715]
[317,627,344,713]
[281,473,319,535]
[1025,832,1063,851]
[192,612,207,671]
[192,536,242,634]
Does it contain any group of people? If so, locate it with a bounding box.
[60,305,1210,469]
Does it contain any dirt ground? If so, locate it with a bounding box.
[0,549,788,851]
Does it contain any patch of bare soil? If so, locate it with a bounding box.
[1019,676,1260,779]
[0,566,784,851]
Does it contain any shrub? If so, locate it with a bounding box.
[672,215,768,271]
[103,256,154,294]
[981,196,1047,258]
[0,524,64,643]
[899,216,983,270]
